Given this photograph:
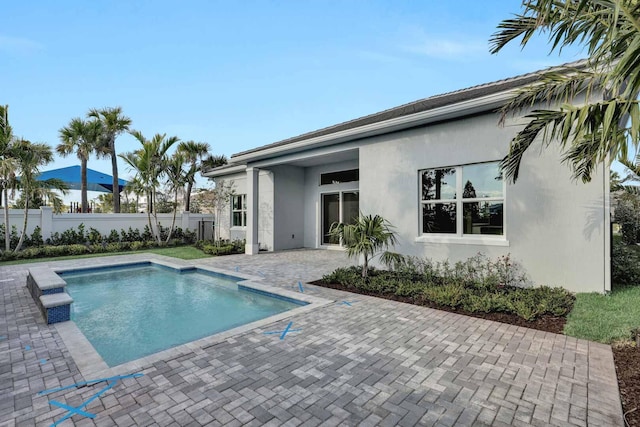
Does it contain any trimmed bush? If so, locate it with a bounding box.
[320,254,574,321]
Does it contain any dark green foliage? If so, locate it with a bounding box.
[612,241,640,286]
[88,227,102,245]
[194,238,244,256]
[201,244,234,256]
[142,225,153,241]
[320,254,574,321]
[615,193,640,245]
[1,222,203,260]
[28,227,44,247]
[106,229,120,243]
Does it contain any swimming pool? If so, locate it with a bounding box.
[61,263,305,366]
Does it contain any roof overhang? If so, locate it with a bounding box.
[230,90,514,165]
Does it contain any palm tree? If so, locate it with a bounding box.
[328,214,401,279]
[0,105,17,251]
[88,107,132,213]
[164,152,187,242]
[57,118,102,213]
[490,0,640,183]
[201,154,228,171]
[177,141,211,212]
[120,131,179,243]
[13,140,67,252]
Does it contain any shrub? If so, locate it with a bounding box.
[202,244,234,256]
[28,227,44,247]
[321,253,573,321]
[612,242,640,286]
[88,228,103,245]
[615,193,640,245]
[106,230,120,243]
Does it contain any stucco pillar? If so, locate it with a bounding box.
[40,206,53,240]
[245,167,259,255]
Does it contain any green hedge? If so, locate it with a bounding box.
[0,239,185,262]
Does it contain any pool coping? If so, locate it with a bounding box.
[48,258,333,378]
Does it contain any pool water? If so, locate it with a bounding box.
[62,264,302,366]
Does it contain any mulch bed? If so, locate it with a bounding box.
[312,280,567,333]
[613,344,640,427]
[313,279,639,425]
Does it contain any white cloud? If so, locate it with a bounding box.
[0,35,43,54]
[403,38,488,60]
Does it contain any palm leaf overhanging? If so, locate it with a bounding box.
[491,0,640,183]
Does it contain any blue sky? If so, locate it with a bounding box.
[3,1,597,190]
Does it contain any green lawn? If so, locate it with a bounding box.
[564,285,640,343]
[0,246,211,266]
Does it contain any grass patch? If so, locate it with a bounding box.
[0,245,210,265]
[564,286,640,343]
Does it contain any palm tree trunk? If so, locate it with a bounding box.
[81,157,88,213]
[3,188,10,251]
[151,190,162,244]
[166,190,178,243]
[185,181,193,212]
[14,188,28,252]
[110,138,120,213]
[146,190,153,240]
[362,255,369,279]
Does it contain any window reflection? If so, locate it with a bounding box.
[421,168,456,200]
[422,203,457,234]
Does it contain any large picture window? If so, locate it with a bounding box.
[231,194,247,227]
[420,162,504,236]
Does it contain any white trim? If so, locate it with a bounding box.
[232,91,515,163]
[414,235,510,247]
[206,164,246,178]
[418,161,506,240]
[603,157,611,293]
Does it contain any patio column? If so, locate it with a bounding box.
[245,167,259,255]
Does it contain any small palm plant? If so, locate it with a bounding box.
[328,214,402,279]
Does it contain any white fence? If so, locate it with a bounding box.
[3,207,214,240]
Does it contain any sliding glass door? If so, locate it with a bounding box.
[321,191,359,245]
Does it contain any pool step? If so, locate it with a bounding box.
[40,293,74,324]
[27,268,72,324]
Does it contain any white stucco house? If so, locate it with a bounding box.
[203,63,610,293]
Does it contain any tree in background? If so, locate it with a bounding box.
[121,131,179,243]
[208,179,235,244]
[88,107,131,213]
[13,140,67,251]
[0,105,17,251]
[164,152,187,242]
[491,0,640,183]
[57,118,102,212]
[177,141,211,212]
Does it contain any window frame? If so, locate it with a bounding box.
[417,161,509,246]
[231,194,247,228]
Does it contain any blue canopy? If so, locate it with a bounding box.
[36,165,128,193]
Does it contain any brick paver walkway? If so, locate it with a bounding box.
[0,250,624,426]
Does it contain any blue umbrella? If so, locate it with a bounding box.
[36,165,127,193]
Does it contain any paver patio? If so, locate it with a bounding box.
[0,250,624,426]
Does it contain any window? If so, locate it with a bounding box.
[420,162,504,236]
[320,169,359,185]
[231,194,247,227]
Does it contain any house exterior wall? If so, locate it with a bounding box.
[272,165,305,250]
[215,171,274,250]
[358,112,609,293]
